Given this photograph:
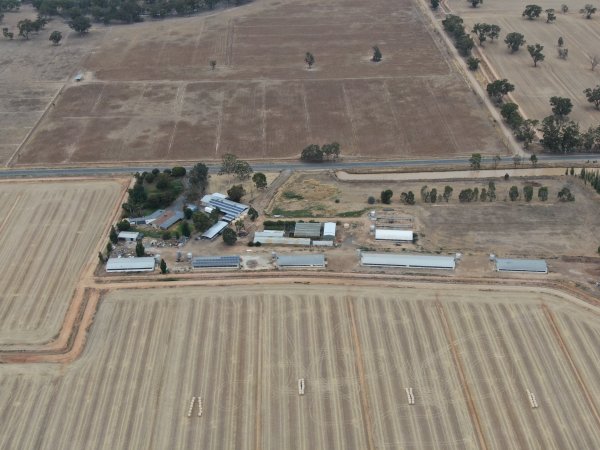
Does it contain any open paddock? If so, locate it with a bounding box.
[0,179,123,346]
[0,283,599,449]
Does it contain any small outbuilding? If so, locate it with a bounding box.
[323,222,336,240]
[375,229,414,241]
[277,254,326,268]
[495,258,548,274]
[154,210,184,230]
[253,236,311,246]
[361,252,455,270]
[117,231,140,242]
[106,257,155,273]
[255,230,285,239]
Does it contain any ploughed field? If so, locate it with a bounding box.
[0,179,122,346]
[1,283,599,449]
[4,0,506,166]
[448,0,600,129]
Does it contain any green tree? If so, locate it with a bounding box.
[583,85,600,110]
[300,144,323,162]
[539,116,581,152]
[527,43,545,66]
[98,251,106,264]
[162,230,171,240]
[210,60,216,70]
[472,23,491,45]
[514,119,539,149]
[160,259,167,274]
[69,15,91,34]
[558,36,564,47]
[431,0,440,9]
[538,186,549,201]
[509,186,520,201]
[222,227,237,245]
[530,154,538,166]
[500,102,524,128]
[401,191,416,205]
[233,160,253,180]
[471,0,481,7]
[492,154,502,168]
[545,8,557,22]
[321,142,341,160]
[106,241,113,254]
[372,46,382,62]
[455,34,475,56]
[189,162,209,195]
[305,52,315,69]
[381,189,393,204]
[247,207,259,221]
[430,188,438,203]
[467,56,480,70]
[135,241,145,257]
[109,226,118,244]
[252,172,267,189]
[192,212,213,232]
[561,4,569,13]
[117,219,131,231]
[488,181,497,201]
[469,153,482,169]
[179,220,191,237]
[487,79,515,103]
[523,185,534,201]
[184,207,193,220]
[17,19,35,39]
[505,32,526,52]
[443,185,453,202]
[2,27,14,40]
[558,186,575,201]
[550,96,573,120]
[523,4,543,19]
[171,166,186,177]
[513,155,523,167]
[488,24,501,41]
[219,153,238,175]
[49,30,62,45]
[580,4,597,18]
[227,184,246,202]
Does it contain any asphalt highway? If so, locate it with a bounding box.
[0,154,599,178]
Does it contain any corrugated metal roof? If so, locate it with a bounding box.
[294,222,322,238]
[128,209,165,224]
[323,222,336,237]
[201,194,248,222]
[277,254,325,267]
[192,255,240,268]
[106,257,156,272]
[117,231,140,240]
[201,221,229,239]
[495,258,548,273]
[312,240,334,247]
[361,253,455,269]
[255,230,285,238]
[253,236,311,246]
[375,229,414,241]
[157,211,184,230]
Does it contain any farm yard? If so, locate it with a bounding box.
[0,283,599,449]
[447,0,600,129]
[0,179,123,346]
[1,0,507,166]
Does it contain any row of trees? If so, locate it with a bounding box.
[300,142,341,162]
[522,4,597,20]
[122,167,185,216]
[580,168,600,194]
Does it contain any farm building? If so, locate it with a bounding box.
[276,254,326,268]
[117,231,140,242]
[153,210,184,230]
[294,222,322,238]
[312,240,334,247]
[128,209,165,225]
[253,236,311,246]
[192,255,240,269]
[201,221,229,240]
[201,193,248,222]
[255,230,285,238]
[495,258,548,274]
[323,222,336,240]
[375,229,414,241]
[106,257,156,273]
[361,252,455,270]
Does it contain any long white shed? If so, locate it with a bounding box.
[375,229,414,241]
[361,253,455,270]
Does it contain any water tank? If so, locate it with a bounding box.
[187,252,193,261]
[154,254,161,262]
[370,224,376,232]
[489,254,496,261]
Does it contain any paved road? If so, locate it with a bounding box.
[0,155,599,178]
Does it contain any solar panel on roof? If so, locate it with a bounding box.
[192,256,241,268]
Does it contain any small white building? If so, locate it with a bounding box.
[375,229,414,242]
[361,253,455,270]
[117,231,140,242]
[323,222,336,240]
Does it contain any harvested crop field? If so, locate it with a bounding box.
[448,0,600,129]
[1,283,599,449]
[0,179,123,346]
[9,0,506,166]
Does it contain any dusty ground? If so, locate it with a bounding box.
[1,0,507,166]
[0,179,124,346]
[0,283,599,449]
[447,0,600,130]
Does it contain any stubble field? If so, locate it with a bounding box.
[0,179,122,346]
[448,0,600,129]
[1,283,599,449]
[2,0,506,166]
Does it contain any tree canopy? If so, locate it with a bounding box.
[522,4,543,19]
[486,79,515,103]
[505,32,526,52]
[584,85,600,109]
[527,43,545,66]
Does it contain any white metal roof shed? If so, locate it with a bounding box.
[255,230,285,238]
[253,236,311,246]
[294,222,322,238]
[277,254,325,268]
[495,258,548,273]
[323,222,336,239]
[361,253,455,270]
[375,229,414,241]
[117,231,140,241]
[106,257,156,273]
[201,221,229,240]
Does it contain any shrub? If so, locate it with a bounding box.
[367,196,376,204]
[117,219,131,231]
[381,189,393,204]
[171,166,186,177]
